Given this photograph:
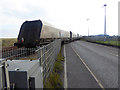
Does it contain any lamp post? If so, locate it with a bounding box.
[104,4,107,36]
[87,18,90,36]
[103,4,107,41]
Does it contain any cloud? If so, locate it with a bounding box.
[0,0,119,38]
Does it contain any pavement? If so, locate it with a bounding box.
[64,40,118,89]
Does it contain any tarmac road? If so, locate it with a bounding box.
[65,40,118,89]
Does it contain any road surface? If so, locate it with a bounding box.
[64,40,118,89]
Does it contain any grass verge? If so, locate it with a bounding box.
[82,38,120,47]
[1,38,17,47]
[95,41,120,46]
[44,47,64,88]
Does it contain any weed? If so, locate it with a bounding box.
[44,47,64,88]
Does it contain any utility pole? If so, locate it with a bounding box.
[87,18,90,36]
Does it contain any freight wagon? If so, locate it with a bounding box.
[14,20,77,48]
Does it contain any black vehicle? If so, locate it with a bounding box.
[14,20,43,48]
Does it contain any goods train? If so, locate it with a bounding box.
[14,20,77,48]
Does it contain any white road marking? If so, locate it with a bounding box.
[64,45,68,89]
[70,44,105,90]
[110,53,118,57]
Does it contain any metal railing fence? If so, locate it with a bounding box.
[36,39,61,80]
[83,36,120,46]
[1,39,62,84]
[83,36,119,41]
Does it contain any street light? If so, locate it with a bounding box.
[103,4,107,41]
[104,4,107,36]
[87,18,90,36]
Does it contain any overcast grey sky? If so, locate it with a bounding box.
[0,0,119,38]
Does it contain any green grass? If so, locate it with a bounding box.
[44,47,64,88]
[45,72,63,88]
[1,38,17,47]
[80,38,87,41]
[95,41,120,46]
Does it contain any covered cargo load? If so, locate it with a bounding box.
[17,20,43,47]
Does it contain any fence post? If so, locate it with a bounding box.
[0,60,10,89]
